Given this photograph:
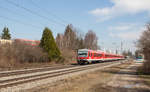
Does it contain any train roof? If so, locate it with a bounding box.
[78,49,89,52]
[78,49,104,53]
[15,39,40,42]
[78,49,123,56]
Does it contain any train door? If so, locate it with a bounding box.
[91,52,93,59]
[102,53,104,60]
[88,51,91,59]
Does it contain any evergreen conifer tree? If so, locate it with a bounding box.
[40,27,61,60]
[1,27,11,39]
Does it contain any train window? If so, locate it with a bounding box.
[88,52,91,57]
[91,53,93,57]
[94,53,96,57]
[78,52,88,57]
[78,53,87,55]
[105,55,110,58]
[97,54,102,57]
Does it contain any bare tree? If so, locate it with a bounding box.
[56,33,64,49]
[63,24,77,49]
[137,23,150,74]
[138,24,150,60]
[84,30,98,50]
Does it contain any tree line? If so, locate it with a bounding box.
[55,24,99,62]
[0,24,99,64]
[0,26,61,64]
[56,24,99,50]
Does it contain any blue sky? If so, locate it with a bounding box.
[0,0,150,53]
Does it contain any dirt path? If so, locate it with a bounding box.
[92,61,150,92]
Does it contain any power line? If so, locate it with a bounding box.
[0,5,49,27]
[0,15,42,29]
[5,0,66,27]
[30,0,70,24]
[0,6,24,17]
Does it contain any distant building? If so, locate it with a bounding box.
[14,39,40,46]
[0,39,12,44]
[0,39,40,46]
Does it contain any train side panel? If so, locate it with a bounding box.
[77,49,124,64]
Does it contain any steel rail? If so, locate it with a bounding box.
[0,61,120,89]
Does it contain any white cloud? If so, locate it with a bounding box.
[90,8,112,16]
[109,31,141,40]
[109,24,146,40]
[89,0,150,20]
[109,32,115,37]
[109,26,131,31]
[108,23,139,31]
[117,31,141,40]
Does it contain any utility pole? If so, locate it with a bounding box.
[121,41,123,54]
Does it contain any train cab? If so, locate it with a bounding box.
[77,49,104,64]
[77,49,90,64]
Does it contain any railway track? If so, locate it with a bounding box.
[0,61,123,92]
[0,65,76,77]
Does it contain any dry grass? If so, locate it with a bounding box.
[60,49,77,64]
[138,61,150,74]
[0,42,49,69]
[0,42,75,70]
[139,75,150,86]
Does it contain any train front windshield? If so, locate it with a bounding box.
[78,51,88,57]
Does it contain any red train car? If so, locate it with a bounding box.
[77,49,124,64]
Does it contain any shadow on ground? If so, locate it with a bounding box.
[102,66,137,75]
[92,85,150,92]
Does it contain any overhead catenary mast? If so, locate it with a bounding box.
[121,41,123,54]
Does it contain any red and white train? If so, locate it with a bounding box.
[77,49,124,64]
